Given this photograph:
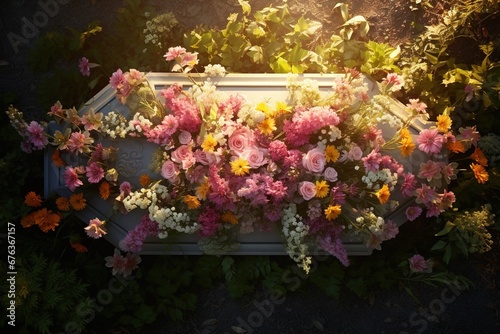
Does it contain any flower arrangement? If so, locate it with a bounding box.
[7,46,489,274]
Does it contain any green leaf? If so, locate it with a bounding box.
[221,256,235,281]
[431,240,447,250]
[248,46,265,64]
[87,74,102,90]
[270,57,291,73]
[238,0,251,15]
[435,221,455,236]
[443,244,452,264]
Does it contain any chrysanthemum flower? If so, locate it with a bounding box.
[325,204,342,220]
[258,118,276,136]
[405,206,422,221]
[63,166,83,192]
[436,114,452,133]
[315,180,329,198]
[325,145,340,163]
[196,179,210,200]
[183,195,201,209]
[85,162,105,184]
[471,163,489,184]
[99,181,111,200]
[417,128,443,154]
[24,191,42,207]
[399,137,415,158]
[201,133,217,152]
[470,147,488,167]
[446,140,466,153]
[376,184,391,204]
[230,157,250,176]
[221,211,238,225]
[56,197,70,211]
[70,193,87,211]
[139,173,152,187]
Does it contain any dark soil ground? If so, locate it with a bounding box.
[1,1,499,333]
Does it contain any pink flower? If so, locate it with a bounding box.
[164,46,187,61]
[405,206,422,221]
[347,145,363,160]
[406,99,428,119]
[241,147,267,168]
[171,145,196,170]
[123,252,141,277]
[161,160,179,183]
[64,166,83,192]
[85,162,104,183]
[382,221,399,240]
[302,147,326,173]
[418,160,442,182]
[67,131,93,154]
[415,184,438,205]
[119,181,132,197]
[319,234,349,267]
[401,173,417,197]
[408,254,432,273]
[362,149,382,172]
[439,189,456,209]
[79,57,90,76]
[228,127,255,155]
[178,130,192,145]
[109,69,125,89]
[194,149,216,165]
[84,218,107,239]
[298,181,316,200]
[26,121,48,149]
[324,167,338,182]
[417,128,443,154]
[105,249,127,276]
[383,73,404,92]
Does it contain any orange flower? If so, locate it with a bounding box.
[376,184,391,204]
[32,208,60,232]
[21,213,37,228]
[55,197,70,211]
[69,193,87,211]
[70,242,88,253]
[99,181,111,200]
[221,211,238,225]
[471,163,489,184]
[51,149,66,167]
[470,147,488,167]
[196,179,210,200]
[399,137,415,158]
[139,173,152,187]
[446,140,465,153]
[24,191,42,207]
[183,195,201,209]
[325,205,341,220]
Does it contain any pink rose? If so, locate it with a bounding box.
[178,131,192,145]
[298,181,316,201]
[302,148,325,173]
[228,127,255,155]
[240,147,267,168]
[348,145,363,161]
[171,145,195,170]
[323,167,338,182]
[194,149,216,165]
[161,160,179,183]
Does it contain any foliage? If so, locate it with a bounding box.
[0,253,88,334]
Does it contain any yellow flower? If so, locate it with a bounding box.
[325,145,340,163]
[399,137,415,158]
[183,195,201,209]
[258,118,277,136]
[256,101,272,116]
[201,133,217,153]
[436,114,452,133]
[325,205,341,220]
[274,101,292,114]
[376,184,391,204]
[471,163,489,184]
[315,180,329,198]
[399,127,412,140]
[230,158,250,176]
[221,211,238,225]
[196,179,210,200]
